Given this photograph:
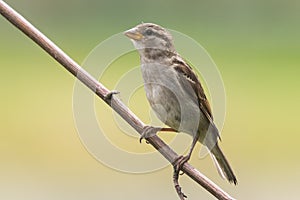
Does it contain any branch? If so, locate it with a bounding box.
[0,1,235,200]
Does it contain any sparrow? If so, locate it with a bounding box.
[124,23,237,186]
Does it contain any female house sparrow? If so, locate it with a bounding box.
[124,23,237,185]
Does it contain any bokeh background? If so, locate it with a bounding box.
[1,0,300,199]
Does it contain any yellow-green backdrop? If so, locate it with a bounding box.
[1,0,299,199]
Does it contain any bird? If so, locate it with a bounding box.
[124,23,237,185]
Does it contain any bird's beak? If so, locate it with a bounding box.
[124,27,143,41]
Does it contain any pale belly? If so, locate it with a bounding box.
[141,63,202,136]
[145,83,182,129]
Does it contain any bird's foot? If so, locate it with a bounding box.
[139,126,162,143]
[104,90,119,100]
[173,155,190,175]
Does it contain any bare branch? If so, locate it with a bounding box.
[0,1,235,200]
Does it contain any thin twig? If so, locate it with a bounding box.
[0,1,235,200]
[173,166,187,200]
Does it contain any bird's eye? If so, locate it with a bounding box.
[145,29,153,36]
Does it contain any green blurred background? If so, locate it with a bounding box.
[1,0,300,199]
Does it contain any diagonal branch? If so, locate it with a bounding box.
[0,1,235,200]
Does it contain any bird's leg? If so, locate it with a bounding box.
[173,133,199,172]
[172,133,200,199]
[104,90,119,100]
[140,126,176,143]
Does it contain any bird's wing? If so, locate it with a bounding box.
[172,57,213,121]
[172,56,221,141]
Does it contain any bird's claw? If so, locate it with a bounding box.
[139,126,161,143]
[173,155,190,173]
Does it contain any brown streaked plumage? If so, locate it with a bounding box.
[124,23,237,186]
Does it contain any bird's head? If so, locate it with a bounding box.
[124,23,175,53]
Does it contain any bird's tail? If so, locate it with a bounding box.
[210,144,237,185]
